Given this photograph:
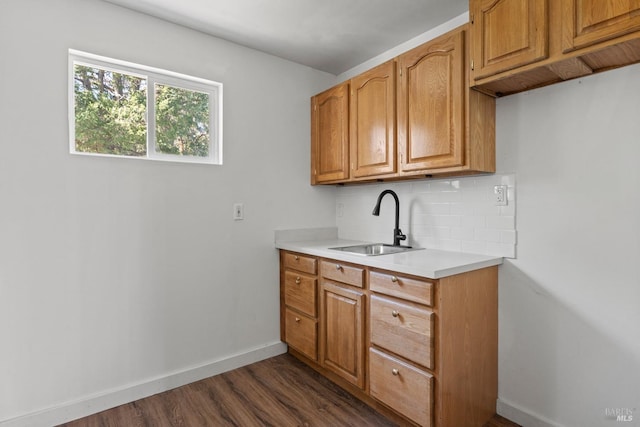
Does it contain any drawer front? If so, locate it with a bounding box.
[370,270,433,306]
[283,252,317,275]
[285,308,317,361]
[369,347,433,427]
[320,260,365,288]
[370,295,434,369]
[284,271,317,317]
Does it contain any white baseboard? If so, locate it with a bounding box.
[497,398,566,427]
[1,342,287,427]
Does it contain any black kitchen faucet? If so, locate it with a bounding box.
[372,189,407,246]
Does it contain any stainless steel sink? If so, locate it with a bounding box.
[329,243,422,256]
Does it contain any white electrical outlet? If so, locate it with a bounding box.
[233,203,244,220]
[494,185,507,206]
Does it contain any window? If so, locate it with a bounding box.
[68,50,222,164]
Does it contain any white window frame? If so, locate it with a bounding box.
[68,49,223,165]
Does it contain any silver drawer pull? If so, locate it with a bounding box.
[392,368,399,376]
[391,275,398,283]
[295,277,301,284]
[392,310,400,318]
[295,317,301,323]
[294,255,299,261]
[336,264,343,271]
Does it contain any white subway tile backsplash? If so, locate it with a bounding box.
[499,203,516,216]
[424,237,462,252]
[424,203,452,215]
[413,214,461,227]
[500,230,518,244]
[475,228,502,243]
[449,202,471,215]
[472,203,503,216]
[486,242,516,258]
[486,215,515,230]
[450,226,475,241]
[460,215,487,228]
[335,173,517,258]
[462,240,488,254]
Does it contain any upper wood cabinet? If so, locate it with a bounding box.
[470,0,640,96]
[398,29,465,171]
[470,0,548,80]
[310,24,496,185]
[350,60,396,178]
[562,0,640,52]
[311,82,350,184]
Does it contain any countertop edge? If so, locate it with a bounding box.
[275,239,503,279]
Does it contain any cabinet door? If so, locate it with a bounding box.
[470,0,548,80]
[398,29,464,171]
[311,82,350,184]
[320,281,365,388]
[350,60,396,178]
[562,0,640,52]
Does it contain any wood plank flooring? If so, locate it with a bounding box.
[57,353,520,427]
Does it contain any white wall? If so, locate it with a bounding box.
[0,0,336,425]
[496,65,640,426]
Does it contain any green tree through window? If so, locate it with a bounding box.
[70,50,222,164]
[74,65,147,156]
[155,84,209,157]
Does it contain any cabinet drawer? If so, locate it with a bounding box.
[370,295,434,369]
[369,347,433,427]
[320,260,365,288]
[285,309,317,361]
[284,271,317,317]
[370,270,433,306]
[283,252,317,275]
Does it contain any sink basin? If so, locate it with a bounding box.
[329,243,422,256]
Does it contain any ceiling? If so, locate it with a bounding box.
[103,0,468,75]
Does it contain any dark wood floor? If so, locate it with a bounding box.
[58,353,520,427]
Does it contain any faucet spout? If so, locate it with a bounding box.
[372,189,407,246]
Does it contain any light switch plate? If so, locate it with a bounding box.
[233,203,244,220]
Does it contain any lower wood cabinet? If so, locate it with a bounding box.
[320,280,365,389]
[280,250,498,427]
[280,252,318,361]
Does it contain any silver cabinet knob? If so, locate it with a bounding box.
[392,310,400,318]
[392,368,399,376]
[295,276,301,284]
[336,264,342,271]
[391,275,398,283]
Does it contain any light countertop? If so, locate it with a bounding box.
[275,235,503,279]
